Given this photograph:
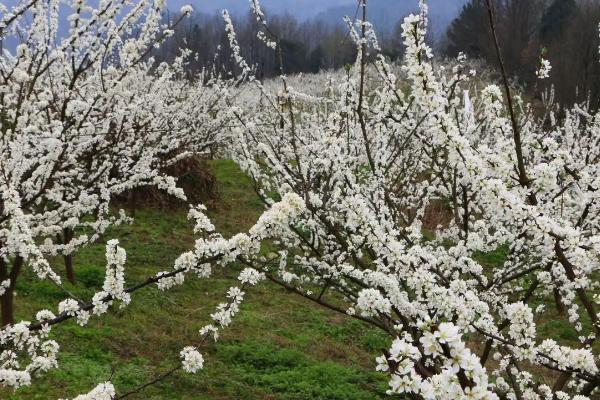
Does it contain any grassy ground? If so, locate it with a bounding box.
[2,160,389,400]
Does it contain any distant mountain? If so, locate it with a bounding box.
[171,0,467,30]
[314,0,469,37]
[0,0,468,46]
[1,0,467,28]
[172,0,357,20]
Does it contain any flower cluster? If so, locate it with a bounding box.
[536,58,552,79]
[378,324,493,398]
[66,382,115,400]
[356,289,392,317]
[180,347,204,373]
[180,4,194,15]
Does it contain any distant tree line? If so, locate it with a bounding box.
[444,0,600,108]
[158,1,600,108]
[155,9,410,79]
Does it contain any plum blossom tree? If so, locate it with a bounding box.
[0,0,235,325]
[220,0,600,398]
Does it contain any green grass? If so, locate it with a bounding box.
[2,160,388,400]
[473,244,510,268]
[217,341,385,400]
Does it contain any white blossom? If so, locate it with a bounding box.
[180,347,204,373]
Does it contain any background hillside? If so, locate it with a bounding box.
[170,0,466,32]
[313,0,468,36]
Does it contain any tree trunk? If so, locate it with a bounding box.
[63,228,76,285]
[1,286,14,327]
[129,190,138,217]
[0,257,11,326]
[553,287,565,315]
[0,256,23,327]
[64,253,75,285]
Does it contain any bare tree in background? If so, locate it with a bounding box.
[445,0,600,108]
[542,0,600,107]
[446,0,545,78]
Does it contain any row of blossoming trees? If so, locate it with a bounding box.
[1,0,599,399]
[0,0,247,392]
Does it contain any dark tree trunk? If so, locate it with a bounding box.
[0,256,23,327]
[553,287,565,315]
[128,190,138,217]
[0,257,11,326]
[63,228,75,285]
[1,285,14,327]
[64,253,75,285]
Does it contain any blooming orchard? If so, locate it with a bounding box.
[1,0,600,399]
[223,1,600,398]
[0,0,239,395]
[0,0,236,325]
